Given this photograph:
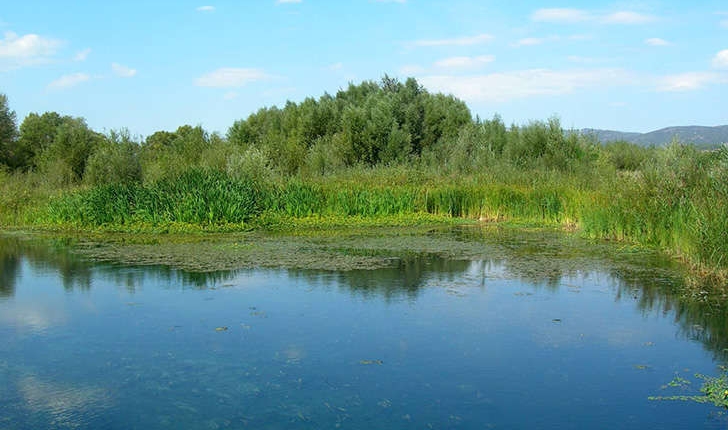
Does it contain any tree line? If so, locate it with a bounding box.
[0,76,626,186]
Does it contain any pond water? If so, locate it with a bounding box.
[1,230,727,429]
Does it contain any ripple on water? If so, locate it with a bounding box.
[17,375,112,428]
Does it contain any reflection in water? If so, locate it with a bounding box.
[1,231,727,359]
[290,256,473,302]
[0,304,67,332]
[18,375,112,428]
[0,238,21,298]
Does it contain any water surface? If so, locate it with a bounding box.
[0,231,726,429]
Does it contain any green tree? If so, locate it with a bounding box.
[15,112,66,170]
[36,116,104,184]
[0,94,18,168]
[85,129,142,186]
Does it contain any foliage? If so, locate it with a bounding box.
[85,129,143,186]
[47,169,262,226]
[0,93,17,168]
[601,140,651,171]
[649,367,728,409]
[227,76,471,172]
[15,112,68,170]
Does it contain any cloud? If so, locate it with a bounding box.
[712,49,728,69]
[531,8,590,23]
[722,19,728,28]
[645,38,670,46]
[73,48,91,61]
[434,55,494,69]
[567,55,620,65]
[223,91,238,100]
[602,11,656,24]
[513,37,547,47]
[412,33,493,47]
[195,67,268,87]
[0,31,62,69]
[656,72,726,92]
[399,64,425,75]
[112,62,137,77]
[418,68,635,102]
[196,5,215,12]
[48,72,90,90]
[0,31,61,58]
[327,62,343,71]
[531,8,657,25]
[276,0,302,3]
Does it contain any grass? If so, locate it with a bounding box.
[40,168,583,231]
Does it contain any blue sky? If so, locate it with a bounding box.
[0,0,726,137]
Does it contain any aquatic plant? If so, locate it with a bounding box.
[649,367,728,409]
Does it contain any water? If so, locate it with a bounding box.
[1,232,727,429]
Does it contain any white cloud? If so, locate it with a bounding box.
[645,38,670,46]
[412,33,493,47]
[513,37,547,47]
[48,72,90,90]
[603,11,656,24]
[195,67,268,87]
[196,5,215,12]
[0,31,60,58]
[434,55,494,69]
[531,8,657,25]
[419,68,636,102]
[712,49,728,69]
[567,55,614,64]
[112,62,137,77]
[327,62,343,71]
[399,64,425,75]
[531,8,590,23]
[722,19,728,28]
[73,48,91,61]
[223,91,238,100]
[0,31,62,69]
[568,34,592,41]
[656,72,726,92]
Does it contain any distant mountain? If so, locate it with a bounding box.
[580,125,728,147]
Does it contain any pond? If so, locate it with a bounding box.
[0,228,727,429]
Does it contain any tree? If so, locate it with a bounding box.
[35,116,104,184]
[15,112,66,170]
[0,94,17,168]
[85,129,142,186]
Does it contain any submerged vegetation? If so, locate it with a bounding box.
[1,76,728,281]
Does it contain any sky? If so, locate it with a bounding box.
[0,0,726,137]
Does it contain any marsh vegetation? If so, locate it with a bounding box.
[1,77,727,281]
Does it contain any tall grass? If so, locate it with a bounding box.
[47,169,262,226]
[581,144,728,270]
[45,166,583,228]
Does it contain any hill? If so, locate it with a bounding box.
[581,125,728,147]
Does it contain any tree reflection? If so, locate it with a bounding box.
[1,230,727,360]
[0,241,20,298]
